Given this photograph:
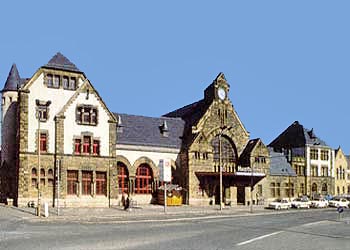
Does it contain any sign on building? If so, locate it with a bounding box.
[159,159,172,182]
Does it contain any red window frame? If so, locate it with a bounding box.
[74,139,81,154]
[67,170,78,195]
[92,140,100,155]
[118,163,129,194]
[40,133,47,152]
[135,164,153,194]
[83,136,90,154]
[96,172,107,196]
[82,171,92,195]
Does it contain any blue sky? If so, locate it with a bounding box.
[1,1,349,152]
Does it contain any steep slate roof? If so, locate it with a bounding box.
[239,138,260,166]
[2,64,21,92]
[269,148,296,176]
[43,52,81,73]
[269,121,329,150]
[115,113,185,149]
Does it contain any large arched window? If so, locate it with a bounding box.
[312,183,317,193]
[135,164,153,194]
[321,183,327,194]
[117,162,129,194]
[211,135,237,166]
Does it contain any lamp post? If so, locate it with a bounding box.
[36,108,41,217]
[250,161,254,213]
[219,132,223,211]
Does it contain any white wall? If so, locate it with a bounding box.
[27,73,83,153]
[63,91,110,156]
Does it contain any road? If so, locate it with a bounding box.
[1,206,349,250]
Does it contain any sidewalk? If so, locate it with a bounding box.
[6,204,271,222]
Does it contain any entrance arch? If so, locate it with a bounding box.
[135,164,153,194]
[117,162,129,194]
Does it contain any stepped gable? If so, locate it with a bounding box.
[2,64,21,92]
[43,52,81,73]
[115,113,185,149]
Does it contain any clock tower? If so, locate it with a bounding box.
[204,72,230,103]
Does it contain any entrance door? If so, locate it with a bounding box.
[237,186,245,205]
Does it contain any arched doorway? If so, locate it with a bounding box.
[135,164,153,194]
[211,135,238,205]
[117,162,129,194]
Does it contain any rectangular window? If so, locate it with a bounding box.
[69,77,76,90]
[310,149,318,160]
[37,106,48,122]
[311,165,318,176]
[82,171,92,195]
[74,139,81,154]
[276,183,281,197]
[67,170,78,195]
[92,140,100,155]
[63,76,69,89]
[321,166,328,177]
[83,136,90,154]
[96,172,106,195]
[40,133,47,152]
[76,106,98,126]
[47,74,53,87]
[53,75,60,88]
[320,150,329,161]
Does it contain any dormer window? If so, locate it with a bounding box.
[53,75,60,88]
[47,74,53,87]
[76,105,98,126]
[69,77,76,90]
[63,76,69,89]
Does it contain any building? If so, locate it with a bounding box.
[1,53,301,208]
[1,53,118,207]
[269,121,335,198]
[334,147,348,196]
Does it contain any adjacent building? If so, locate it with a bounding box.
[269,121,335,198]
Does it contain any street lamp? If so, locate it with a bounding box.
[219,131,223,211]
[36,103,41,217]
[250,161,254,213]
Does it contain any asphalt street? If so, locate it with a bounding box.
[0,205,349,250]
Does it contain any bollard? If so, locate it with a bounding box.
[44,202,49,218]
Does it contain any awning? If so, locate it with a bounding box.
[195,171,266,186]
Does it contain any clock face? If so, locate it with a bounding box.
[218,87,226,100]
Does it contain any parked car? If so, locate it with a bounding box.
[268,198,291,210]
[310,198,328,208]
[291,197,311,209]
[328,198,349,208]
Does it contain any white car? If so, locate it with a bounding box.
[328,198,349,208]
[268,198,291,210]
[310,198,328,208]
[291,197,311,209]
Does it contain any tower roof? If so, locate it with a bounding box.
[2,64,21,92]
[43,52,81,73]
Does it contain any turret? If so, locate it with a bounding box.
[1,64,21,165]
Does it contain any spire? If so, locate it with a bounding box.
[2,64,21,92]
[44,52,81,72]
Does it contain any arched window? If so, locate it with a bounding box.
[118,163,129,194]
[135,164,153,194]
[40,168,45,186]
[31,168,38,187]
[211,135,237,168]
[321,183,327,194]
[337,186,340,195]
[270,182,276,197]
[312,183,317,193]
[48,168,54,186]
